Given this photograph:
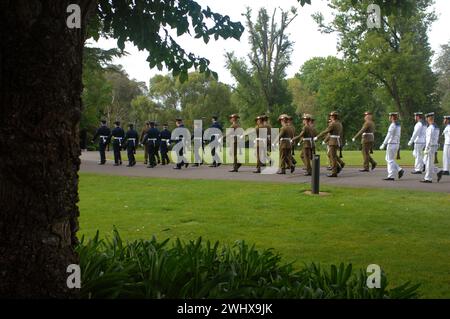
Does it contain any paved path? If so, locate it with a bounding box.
[80,151,450,193]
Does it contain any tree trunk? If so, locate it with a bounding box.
[0,0,94,297]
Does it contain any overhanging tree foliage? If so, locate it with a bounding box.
[313,0,438,133]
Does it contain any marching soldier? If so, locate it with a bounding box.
[92,119,111,165]
[438,116,450,181]
[143,121,160,168]
[140,121,150,165]
[228,114,242,172]
[421,113,441,183]
[315,111,345,177]
[209,116,223,167]
[173,118,189,169]
[407,112,427,174]
[277,114,295,175]
[124,124,139,167]
[159,124,171,165]
[379,112,404,181]
[254,115,265,173]
[111,121,125,166]
[352,111,377,172]
[292,114,315,176]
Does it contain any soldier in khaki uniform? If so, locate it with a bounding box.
[277,114,295,174]
[228,114,242,172]
[254,115,265,173]
[292,114,315,176]
[315,111,346,177]
[352,111,377,172]
[140,121,150,165]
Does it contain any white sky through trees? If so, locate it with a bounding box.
[90,0,450,87]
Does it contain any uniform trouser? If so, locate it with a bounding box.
[326,145,331,167]
[362,142,376,170]
[256,142,267,169]
[155,144,161,163]
[144,144,149,163]
[280,147,293,170]
[211,142,222,165]
[99,142,106,163]
[160,145,170,164]
[424,146,439,181]
[442,144,449,172]
[112,141,122,164]
[127,144,136,164]
[413,143,425,172]
[301,147,312,174]
[328,145,340,174]
[336,148,345,168]
[385,144,402,178]
[176,146,188,168]
[148,142,157,166]
[194,144,203,164]
[233,142,239,170]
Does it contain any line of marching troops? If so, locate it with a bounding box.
[92,111,450,183]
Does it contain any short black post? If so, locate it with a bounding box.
[311,155,320,194]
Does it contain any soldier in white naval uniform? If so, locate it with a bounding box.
[437,115,450,182]
[408,112,427,174]
[421,113,441,183]
[380,112,405,181]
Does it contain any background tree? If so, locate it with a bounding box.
[313,0,439,134]
[297,56,382,143]
[148,72,236,128]
[287,77,317,118]
[103,65,146,125]
[435,41,450,114]
[226,7,297,126]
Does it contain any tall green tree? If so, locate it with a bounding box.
[297,56,383,141]
[81,47,124,133]
[103,65,146,125]
[226,7,297,126]
[435,41,450,114]
[313,0,438,132]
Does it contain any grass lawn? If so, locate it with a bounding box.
[107,149,444,168]
[78,173,450,298]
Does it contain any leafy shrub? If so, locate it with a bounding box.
[76,229,420,299]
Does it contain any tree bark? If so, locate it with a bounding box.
[0,0,94,297]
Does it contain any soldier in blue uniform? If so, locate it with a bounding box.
[159,124,171,165]
[110,121,125,166]
[209,116,223,167]
[92,120,111,165]
[124,123,139,167]
[143,121,160,168]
